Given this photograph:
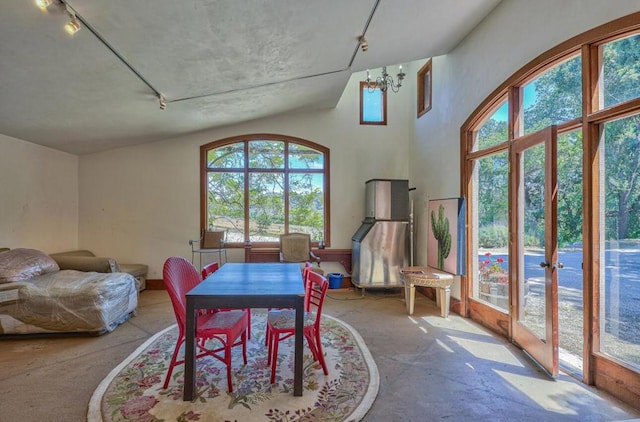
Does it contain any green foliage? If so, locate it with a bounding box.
[478,224,508,248]
[206,140,325,242]
[477,36,640,247]
[431,205,452,270]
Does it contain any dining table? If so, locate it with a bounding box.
[183,262,305,400]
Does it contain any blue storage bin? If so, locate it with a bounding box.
[327,273,344,289]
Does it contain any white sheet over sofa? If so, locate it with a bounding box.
[0,270,137,335]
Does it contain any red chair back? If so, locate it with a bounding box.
[305,271,329,317]
[163,256,202,330]
[201,261,220,280]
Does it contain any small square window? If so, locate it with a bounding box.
[360,81,387,125]
[417,59,432,118]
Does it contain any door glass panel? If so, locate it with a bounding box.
[557,130,584,369]
[601,115,640,369]
[519,143,546,340]
[472,151,509,310]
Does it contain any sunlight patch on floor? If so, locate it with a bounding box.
[493,369,598,415]
[448,336,524,366]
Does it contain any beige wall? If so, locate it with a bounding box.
[409,0,640,298]
[79,69,413,279]
[0,133,78,252]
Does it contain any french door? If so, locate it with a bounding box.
[510,126,559,376]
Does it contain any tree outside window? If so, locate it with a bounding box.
[201,134,329,247]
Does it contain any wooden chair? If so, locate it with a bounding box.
[162,256,247,392]
[266,270,329,384]
[202,261,251,339]
[279,233,321,268]
[189,229,228,269]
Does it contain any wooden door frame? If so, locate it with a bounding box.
[509,126,559,376]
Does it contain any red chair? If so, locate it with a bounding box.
[264,262,314,345]
[202,261,251,339]
[266,270,329,384]
[162,256,248,392]
[201,261,220,279]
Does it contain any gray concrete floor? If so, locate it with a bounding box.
[1,288,639,421]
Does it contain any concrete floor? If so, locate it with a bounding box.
[1,288,639,422]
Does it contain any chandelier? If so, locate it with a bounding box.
[365,66,406,93]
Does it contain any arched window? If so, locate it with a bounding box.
[461,13,640,405]
[200,134,330,247]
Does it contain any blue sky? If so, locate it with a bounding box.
[493,83,537,122]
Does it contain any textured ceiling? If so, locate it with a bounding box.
[0,0,501,154]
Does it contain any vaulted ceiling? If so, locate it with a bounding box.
[0,0,500,154]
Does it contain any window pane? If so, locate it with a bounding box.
[248,172,284,242]
[472,151,509,310]
[289,144,323,170]
[473,101,508,151]
[601,114,640,369]
[207,172,244,242]
[289,173,324,241]
[557,130,584,369]
[362,86,384,122]
[603,34,640,109]
[249,141,284,169]
[523,55,582,135]
[207,142,244,169]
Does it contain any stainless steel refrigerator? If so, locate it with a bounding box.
[352,179,410,291]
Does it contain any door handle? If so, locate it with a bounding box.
[539,261,550,268]
[553,262,564,269]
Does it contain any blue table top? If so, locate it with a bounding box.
[188,262,305,297]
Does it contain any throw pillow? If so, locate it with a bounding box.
[0,248,60,283]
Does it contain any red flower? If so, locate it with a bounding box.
[497,257,504,263]
[484,252,492,257]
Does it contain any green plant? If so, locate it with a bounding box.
[431,204,452,269]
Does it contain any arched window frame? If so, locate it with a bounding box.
[200,133,330,248]
[460,12,640,406]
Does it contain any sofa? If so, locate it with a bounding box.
[50,249,148,291]
[0,248,138,336]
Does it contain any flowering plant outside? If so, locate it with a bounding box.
[479,252,508,284]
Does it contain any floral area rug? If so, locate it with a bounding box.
[88,310,378,422]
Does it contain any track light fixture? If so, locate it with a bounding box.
[359,36,368,52]
[64,14,81,35]
[34,0,52,11]
[159,95,167,110]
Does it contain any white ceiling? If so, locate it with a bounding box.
[0,0,500,154]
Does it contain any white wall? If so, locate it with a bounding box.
[410,0,640,298]
[79,68,413,279]
[0,133,78,252]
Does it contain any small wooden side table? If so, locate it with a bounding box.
[400,266,454,318]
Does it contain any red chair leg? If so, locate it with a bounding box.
[314,330,328,375]
[163,337,185,389]
[270,332,281,384]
